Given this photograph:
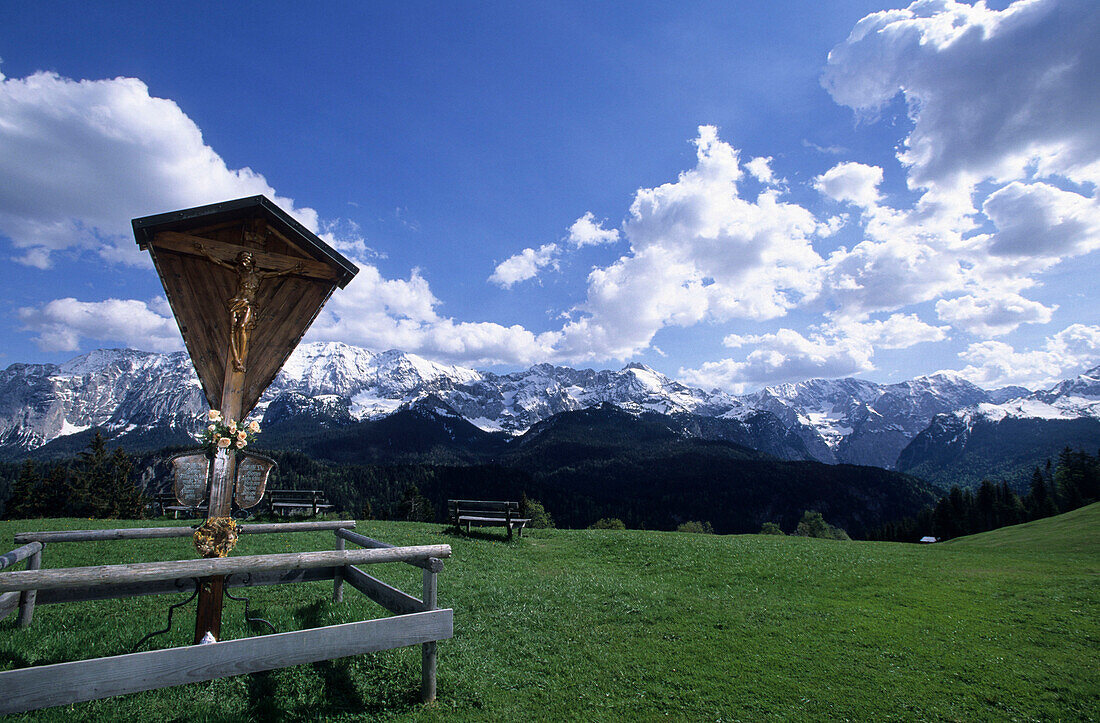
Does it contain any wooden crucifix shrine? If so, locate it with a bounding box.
[133,196,358,643]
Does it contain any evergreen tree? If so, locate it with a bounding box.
[1026,467,1059,520]
[6,460,41,519]
[38,465,73,517]
[108,448,144,519]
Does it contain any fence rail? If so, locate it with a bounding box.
[0,524,451,711]
[0,541,42,571]
[0,608,453,714]
[13,519,355,544]
[335,527,443,572]
[0,544,451,593]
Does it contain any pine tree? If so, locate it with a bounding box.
[1026,467,1058,520]
[38,465,73,517]
[6,459,41,519]
[108,448,144,519]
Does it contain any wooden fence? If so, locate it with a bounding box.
[0,521,451,714]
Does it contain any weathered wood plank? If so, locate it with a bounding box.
[0,545,451,594]
[0,541,42,571]
[0,590,18,621]
[343,565,425,615]
[238,520,354,535]
[13,520,355,544]
[17,548,40,627]
[0,609,453,715]
[14,527,192,543]
[334,528,444,573]
[421,568,439,703]
[447,499,519,510]
[456,516,530,526]
[34,567,337,606]
[333,538,345,604]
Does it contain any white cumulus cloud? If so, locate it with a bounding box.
[568,212,621,247]
[309,264,560,366]
[679,327,875,392]
[555,126,825,360]
[936,291,1056,337]
[744,156,779,185]
[488,243,560,288]
[823,0,1100,190]
[955,324,1100,388]
[833,313,949,349]
[816,0,1100,332]
[0,66,319,267]
[982,181,1100,261]
[814,162,883,208]
[18,297,183,352]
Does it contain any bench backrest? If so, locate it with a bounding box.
[447,500,519,520]
[270,490,328,502]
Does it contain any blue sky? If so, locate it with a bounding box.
[2,0,1099,391]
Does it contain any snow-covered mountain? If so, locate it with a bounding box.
[0,350,205,450]
[2,342,1095,469]
[895,366,1100,488]
[742,372,1018,468]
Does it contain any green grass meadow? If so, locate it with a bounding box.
[0,505,1097,721]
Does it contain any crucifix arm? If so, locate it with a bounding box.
[193,242,236,271]
[259,262,303,280]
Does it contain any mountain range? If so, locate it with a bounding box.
[2,342,1099,488]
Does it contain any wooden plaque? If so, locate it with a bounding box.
[170,452,209,507]
[234,452,276,509]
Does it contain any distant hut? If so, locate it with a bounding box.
[919,536,938,543]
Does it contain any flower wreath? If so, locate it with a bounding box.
[201,409,260,456]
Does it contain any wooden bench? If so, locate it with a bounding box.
[269,489,333,517]
[150,493,203,519]
[448,500,530,539]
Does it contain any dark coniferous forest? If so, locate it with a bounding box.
[1,405,1097,542]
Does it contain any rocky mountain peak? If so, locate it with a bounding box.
[4,343,1097,474]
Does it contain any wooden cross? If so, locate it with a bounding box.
[134,196,357,643]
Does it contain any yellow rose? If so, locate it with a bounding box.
[228,420,237,432]
[217,437,232,449]
[235,439,246,449]
[208,409,222,422]
[208,424,216,431]
[248,421,261,433]
[237,430,247,440]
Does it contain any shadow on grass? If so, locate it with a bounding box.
[302,599,419,718]
[440,526,518,543]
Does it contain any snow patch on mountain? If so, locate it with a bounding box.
[6,342,1098,470]
[959,365,1100,425]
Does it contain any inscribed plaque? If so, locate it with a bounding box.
[235,452,276,509]
[170,452,209,507]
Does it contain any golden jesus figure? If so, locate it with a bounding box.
[194,244,301,372]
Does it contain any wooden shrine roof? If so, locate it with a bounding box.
[133,196,359,415]
[133,196,357,287]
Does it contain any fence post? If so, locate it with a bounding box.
[420,564,439,703]
[333,534,345,603]
[18,546,41,628]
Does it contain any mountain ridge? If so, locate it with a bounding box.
[2,343,1097,472]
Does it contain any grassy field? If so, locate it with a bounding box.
[0,505,1096,721]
